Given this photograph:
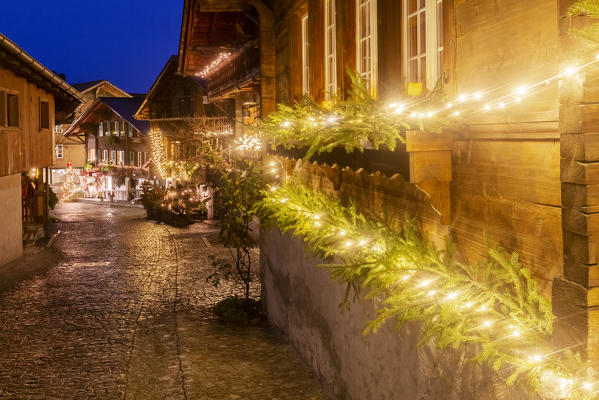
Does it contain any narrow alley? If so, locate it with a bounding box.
[0,203,325,399]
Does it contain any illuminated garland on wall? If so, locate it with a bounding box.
[252,57,599,160]
[149,129,168,178]
[255,181,595,400]
[196,52,232,78]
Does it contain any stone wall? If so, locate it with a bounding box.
[261,227,528,400]
[0,173,22,267]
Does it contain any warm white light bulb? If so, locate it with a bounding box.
[583,382,593,391]
[474,92,483,100]
[452,111,461,117]
[564,66,578,76]
[498,102,505,109]
[458,94,468,102]
[483,104,491,111]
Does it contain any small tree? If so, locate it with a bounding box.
[207,163,264,300]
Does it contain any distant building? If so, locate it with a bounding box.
[63,95,151,201]
[51,80,131,191]
[135,56,233,184]
[0,33,82,266]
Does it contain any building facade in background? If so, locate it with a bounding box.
[50,80,132,193]
[63,95,151,201]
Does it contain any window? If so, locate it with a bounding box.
[110,150,116,163]
[179,97,196,117]
[144,152,148,164]
[103,150,108,162]
[54,125,63,134]
[115,121,121,137]
[325,0,337,99]
[55,144,63,159]
[128,123,133,137]
[301,13,310,96]
[105,121,111,135]
[40,100,50,130]
[99,122,104,137]
[129,151,135,165]
[0,92,5,126]
[404,0,444,90]
[356,0,377,96]
[88,148,96,161]
[7,93,19,127]
[137,151,142,167]
[117,150,124,165]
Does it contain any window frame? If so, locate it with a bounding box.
[137,151,142,167]
[356,0,378,97]
[403,0,444,91]
[88,148,96,162]
[301,13,310,96]
[110,150,116,163]
[324,0,337,99]
[103,150,109,163]
[99,122,104,137]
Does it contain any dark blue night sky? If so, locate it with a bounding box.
[0,0,183,94]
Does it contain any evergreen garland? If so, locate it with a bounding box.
[569,0,599,44]
[256,69,456,160]
[255,182,595,399]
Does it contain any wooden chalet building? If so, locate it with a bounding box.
[176,1,599,398]
[0,33,82,266]
[51,80,132,191]
[64,95,151,200]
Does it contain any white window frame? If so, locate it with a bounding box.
[88,148,96,161]
[324,0,337,99]
[55,144,63,159]
[137,151,142,167]
[128,123,133,137]
[301,13,310,96]
[110,150,116,163]
[103,150,108,162]
[403,0,444,90]
[54,125,63,134]
[99,122,104,137]
[356,0,378,96]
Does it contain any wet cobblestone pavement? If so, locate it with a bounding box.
[0,203,326,399]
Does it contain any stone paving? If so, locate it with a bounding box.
[0,202,326,399]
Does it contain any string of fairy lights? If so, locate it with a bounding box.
[196,52,232,78]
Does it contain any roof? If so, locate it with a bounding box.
[69,80,132,98]
[0,33,83,122]
[135,56,179,120]
[64,96,149,136]
[71,80,105,92]
[100,97,149,133]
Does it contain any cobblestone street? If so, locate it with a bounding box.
[0,203,326,399]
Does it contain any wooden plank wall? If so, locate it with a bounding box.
[452,0,562,295]
[0,67,55,177]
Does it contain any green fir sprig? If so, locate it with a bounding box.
[255,182,595,399]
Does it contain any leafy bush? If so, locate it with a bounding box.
[47,185,58,210]
[212,296,264,326]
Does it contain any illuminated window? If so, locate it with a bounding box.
[128,123,133,137]
[129,151,135,165]
[301,13,310,96]
[404,0,444,90]
[325,0,337,99]
[88,148,96,161]
[103,150,108,162]
[356,0,377,96]
[110,150,116,163]
[137,151,142,167]
[117,150,124,165]
[55,144,63,159]
[98,122,104,137]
